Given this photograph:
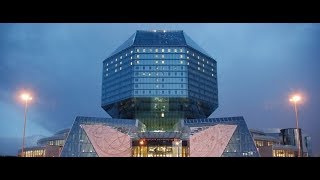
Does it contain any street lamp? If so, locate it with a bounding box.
[20,93,32,157]
[289,95,301,157]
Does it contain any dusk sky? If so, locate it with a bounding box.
[0,23,319,156]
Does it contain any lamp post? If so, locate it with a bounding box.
[21,93,32,157]
[289,95,301,157]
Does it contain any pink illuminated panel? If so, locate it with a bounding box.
[81,124,131,157]
[190,124,237,157]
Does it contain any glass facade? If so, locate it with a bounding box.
[183,116,259,157]
[101,30,218,131]
[60,116,143,157]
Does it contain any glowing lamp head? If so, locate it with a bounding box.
[139,139,145,146]
[290,95,301,103]
[21,94,32,101]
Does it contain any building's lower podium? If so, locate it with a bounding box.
[60,116,259,157]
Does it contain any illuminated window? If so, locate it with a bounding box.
[192,53,194,56]
[137,55,139,58]
[198,56,200,59]
[106,63,108,66]
[130,62,133,65]
[120,56,122,59]
[136,60,140,64]
[161,112,164,118]
[168,49,171,52]
[202,64,204,67]
[111,61,113,64]
[155,60,158,64]
[131,50,133,53]
[212,74,214,76]
[187,56,189,59]
[187,62,189,65]
[131,56,133,59]
[126,53,128,56]
[115,69,117,72]
[155,49,158,52]
[106,68,108,71]
[161,49,165,52]
[174,49,177,52]
[198,67,200,70]
[115,58,118,62]
[162,55,165,58]
[106,74,108,77]
[155,55,158,58]
[120,67,122,70]
[120,61,122,65]
[180,49,183,52]
[143,49,146,52]
[137,49,139,52]
[202,69,205,72]
[180,61,183,64]
[207,61,209,64]
[187,50,189,53]
[115,64,117,67]
[212,68,214,71]
[161,60,165,64]
[180,55,183,58]
[198,62,200,65]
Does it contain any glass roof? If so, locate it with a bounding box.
[107,30,212,58]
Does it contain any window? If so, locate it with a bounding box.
[106,68,108,71]
[168,49,171,52]
[135,90,138,94]
[198,67,200,70]
[202,64,204,67]
[187,56,189,59]
[198,56,200,59]
[180,55,183,58]
[115,64,117,67]
[115,69,117,72]
[155,49,158,52]
[161,49,165,52]
[106,63,108,66]
[115,58,118,62]
[131,50,133,54]
[155,60,158,64]
[120,56,123,59]
[161,60,165,64]
[143,49,146,52]
[198,62,200,65]
[187,62,189,65]
[130,62,133,65]
[136,49,139,52]
[192,53,194,56]
[174,49,177,52]
[120,67,122,70]
[137,55,140,58]
[120,61,122,65]
[180,49,183,52]
[180,60,183,64]
[162,55,165,58]
[136,60,140,64]
[187,50,189,53]
[131,56,133,59]
[126,53,128,56]
[135,84,138,88]
[162,78,164,82]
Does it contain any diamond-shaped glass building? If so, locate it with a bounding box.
[61,30,258,157]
